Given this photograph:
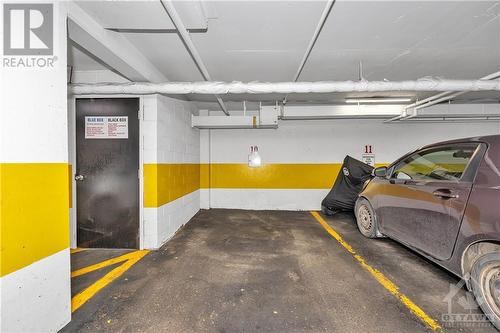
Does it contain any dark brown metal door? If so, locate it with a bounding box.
[76,98,140,248]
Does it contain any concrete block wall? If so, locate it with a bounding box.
[0,3,71,332]
[200,116,500,210]
[143,94,200,249]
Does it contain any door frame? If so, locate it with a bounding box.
[69,95,145,249]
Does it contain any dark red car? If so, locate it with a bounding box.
[355,134,500,329]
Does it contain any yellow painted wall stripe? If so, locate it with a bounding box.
[0,163,70,277]
[310,211,442,332]
[68,164,73,209]
[144,164,200,208]
[71,250,149,312]
[202,163,342,189]
[200,164,210,189]
[145,162,386,208]
[200,163,387,189]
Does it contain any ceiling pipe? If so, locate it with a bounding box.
[160,0,229,116]
[410,91,466,111]
[384,112,500,123]
[281,115,397,120]
[403,117,500,123]
[411,70,500,109]
[387,70,500,122]
[283,0,335,105]
[70,79,500,95]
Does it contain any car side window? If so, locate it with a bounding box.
[391,144,479,182]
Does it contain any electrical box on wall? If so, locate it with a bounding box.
[259,105,279,127]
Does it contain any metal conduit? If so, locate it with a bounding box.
[386,70,500,122]
[160,0,229,115]
[283,0,335,105]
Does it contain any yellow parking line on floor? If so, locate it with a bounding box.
[71,251,146,278]
[71,250,149,312]
[310,211,442,332]
[70,248,87,254]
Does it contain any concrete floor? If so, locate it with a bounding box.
[62,209,497,332]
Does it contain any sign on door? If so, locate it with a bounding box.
[85,116,128,139]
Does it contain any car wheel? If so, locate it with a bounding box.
[470,252,500,331]
[355,198,379,238]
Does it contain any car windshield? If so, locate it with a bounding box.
[392,144,478,181]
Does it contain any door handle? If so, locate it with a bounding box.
[389,179,407,185]
[433,189,459,199]
[75,174,85,181]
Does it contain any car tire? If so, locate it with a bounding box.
[470,252,500,331]
[354,197,379,238]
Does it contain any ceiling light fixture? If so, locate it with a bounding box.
[345,98,412,104]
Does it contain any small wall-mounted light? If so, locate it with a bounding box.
[248,146,262,167]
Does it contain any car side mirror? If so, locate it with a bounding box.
[372,166,387,178]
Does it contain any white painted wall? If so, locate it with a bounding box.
[1,5,68,163]
[207,189,327,211]
[204,119,500,164]
[143,94,200,249]
[201,108,500,210]
[0,2,71,332]
[0,249,71,332]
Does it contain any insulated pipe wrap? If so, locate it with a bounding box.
[69,79,500,95]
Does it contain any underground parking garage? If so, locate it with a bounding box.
[1,0,500,332]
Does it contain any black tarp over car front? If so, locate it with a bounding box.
[321,156,374,214]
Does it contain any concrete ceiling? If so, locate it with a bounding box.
[68,42,106,71]
[68,0,500,108]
